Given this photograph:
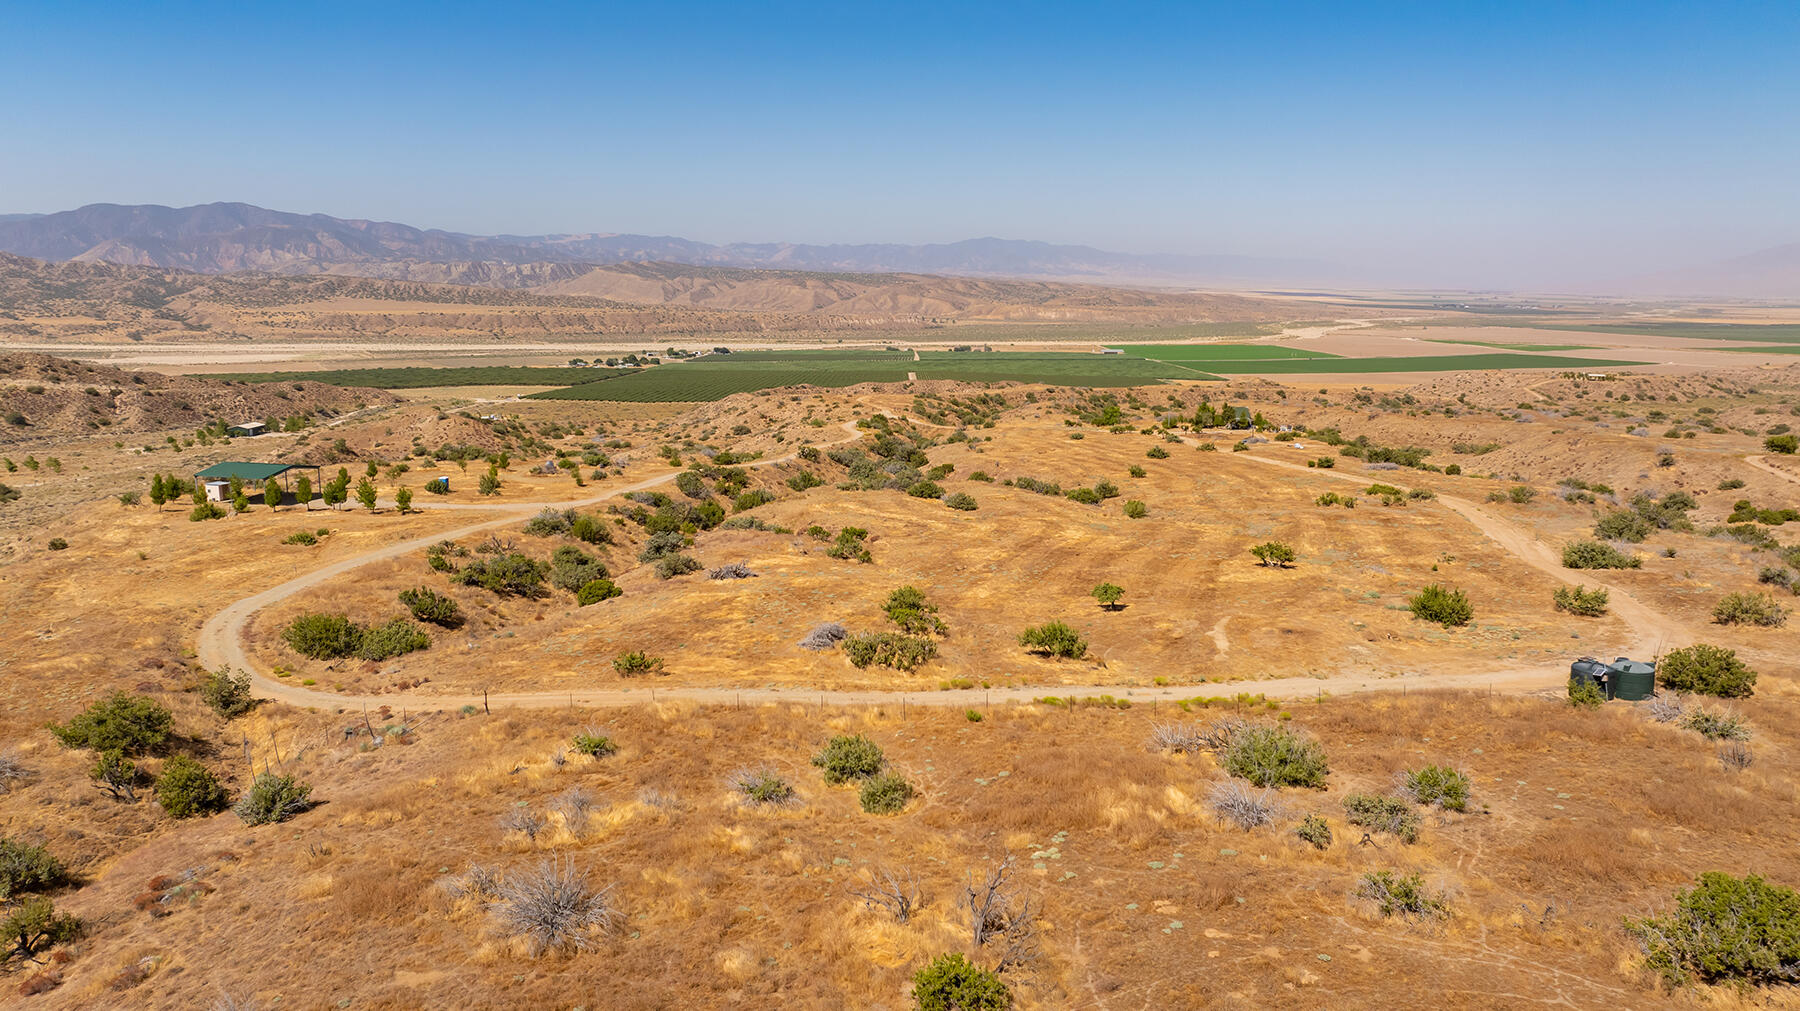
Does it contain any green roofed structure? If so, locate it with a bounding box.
[192,461,322,505]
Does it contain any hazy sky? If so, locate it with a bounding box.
[2,1,1797,288]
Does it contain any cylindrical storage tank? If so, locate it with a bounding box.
[1614,668,1656,701]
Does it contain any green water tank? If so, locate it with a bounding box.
[1611,662,1656,701]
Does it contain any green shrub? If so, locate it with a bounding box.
[569,513,613,544]
[655,553,702,579]
[1563,540,1641,569]
[1402,766,1470,811]
[1064,487,1102,505]
[1343,794,1420,843]
[1628,872,1800,985]
[1660,643,1756,698]
[1507,484,1537,504]
[575,578,622,605]
[283,530,319,546]
[1553,584,1610,616]
[199,667,255,718]
[613,652,665,677]
[452,553,548,597]
[399,586,463,626]
[523,507,576,537]
[813,734,884,784]
[1765,434,1798,454]
[1222,725,1329,788]
[1091,583,1124,610]
[1683,709,1750,741]
[234,773,314,825]
[1357,870,1448,920]
[906,479,944,499]
[827,526,873,563]
[1018,621,1087,659]
[943,492,978,511]
[733,768,794,805]
[1294,814,1332,850]
[357,618,431,660]
[1712,591,1788,628]
[885,586,945,635]
[572,731,617,758]
[1250,541,1295,567]
[843,632,939,671]
[1567,677,1604,709]
[189,502,226,521]
[0,839,66,900]
[859,773,915,814]
[1595,510,1652,543]
[283,612,363,659]
[733,488,775,511]
[156,756,230,818]
[1123,499,1148,518]
[912,952,1011,1011]
[787,470,824,492]
[49,692,172,754]
[548,544,609,593]
[1408,584,1472,627]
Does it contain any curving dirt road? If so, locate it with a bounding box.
[199,424,1683,714]
[1745,453,1800,489]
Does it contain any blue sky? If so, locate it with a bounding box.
[2,1,1797,287]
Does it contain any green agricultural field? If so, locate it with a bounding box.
[1468,321,1800,344]
[210,366,628,388]
[1424,339,1601,352]
[526,351,1222,402]
[1119,343,1342,361]
[1716,345,1800,354]
[1194,352,1646,375]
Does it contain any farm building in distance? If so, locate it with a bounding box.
[226,421,266,437]
[192,461,322,504]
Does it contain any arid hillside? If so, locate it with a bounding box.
[0,253,1317,347]
[2,370,1798,1008]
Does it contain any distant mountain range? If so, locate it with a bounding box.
[0,202,1335,288]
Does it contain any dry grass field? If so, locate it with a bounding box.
[4,331,1800,1007]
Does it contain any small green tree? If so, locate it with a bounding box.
[157,756,230,818]
[1250,541,1296,568]
[1567,677,1604,708]
[885,586,946,635]
[478,467,502,496]
[50,692,173,754]
[294,472,313,509]
[149,473,168,511]
[1628,872,1800,986]
[200,667,256,718]
[90,749,139,801]
[1,896,81,964]
[1091,583,1124,611]
[399,586,463,627]
[355,477,378,511]
[1659,644,1756,698]
[394,486,413,513]
[1409,584,1473,627]
[265,482,281,511]
[232,492,251,514]
[912,953,1011,1011]
[1019,621,1087,658]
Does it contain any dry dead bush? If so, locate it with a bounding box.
[442,864,500,901]
[499,806,547,841]
[850,866,921,924]
[1198,718,1250,751]
[966,857,1039,972]
[798,622,848,651]
[495,857,618,956]
[1644,695,1685,723]
[552,787,595,835]
[1208,780,1283,830]
[0,751,26,793]
[1147,722,1205,754]
[1718,741,1753,772]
